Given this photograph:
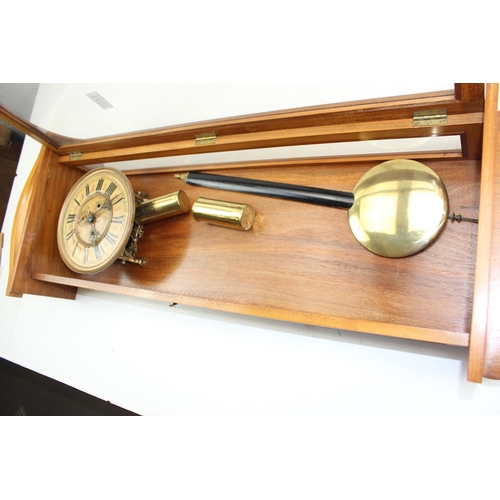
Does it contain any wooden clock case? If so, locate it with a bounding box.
[2,83,499,383]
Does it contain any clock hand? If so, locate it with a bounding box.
[89,221,100,245]
[93,198,112,216]
[78,210,94,225]
[78,200,112,225]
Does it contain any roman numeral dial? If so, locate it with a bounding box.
[57,168,135,274]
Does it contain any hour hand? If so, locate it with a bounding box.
[78,210,93,225]
[89,222,100,245]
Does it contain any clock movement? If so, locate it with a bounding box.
[58,167,189,274]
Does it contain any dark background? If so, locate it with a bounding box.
[0,356,137,416]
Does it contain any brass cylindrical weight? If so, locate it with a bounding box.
[134,190,190,225]
[192,197,255,230]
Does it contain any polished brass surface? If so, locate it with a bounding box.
[192,197,255,230]
[134,190,190,225]
[175,173,188,182]
[413,109,447,126]
[195,132,217,145]
[348,159,449,258]
[69,151,83,160]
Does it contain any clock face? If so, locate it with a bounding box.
[57,168,136,274]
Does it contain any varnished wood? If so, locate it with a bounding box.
[455,82,485,160]
[37,84,484,166]
[455,83,485,103]
[483,111,500,379]
[30,159,480,344]
[32,272,470,347]
[8,147,45,297]
[1,85,484,165]
[55,85,483,155]
[0,85,485,167]
[468,84,498,382]
[57,113,484,167]
[55,88,460,150]
[7,146,79,299]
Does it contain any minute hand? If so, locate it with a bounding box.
[94,198,112,215]
[176,172,354,210]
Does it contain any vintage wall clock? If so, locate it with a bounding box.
[57,166,191,274]
[2,83,499,384]
[57,168,136,274]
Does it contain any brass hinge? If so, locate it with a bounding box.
[195,132,217,145]
[69,151,83,160]
[413,109,447,127]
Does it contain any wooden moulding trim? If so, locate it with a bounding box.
[468,83,499,383]
[56,89,461,150]
[2,85,484,158]
[32,272,470,347]
[57,113,484,167]
[57,85,485,154]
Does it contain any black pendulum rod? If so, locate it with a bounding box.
[175,172,355,210]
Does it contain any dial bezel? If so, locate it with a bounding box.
[57,167,136,274]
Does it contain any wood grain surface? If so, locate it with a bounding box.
[7,147,80,299]
[468,84,498,381]
[33,158,479,345]
[52,84,484,167]
[484,111,500,379]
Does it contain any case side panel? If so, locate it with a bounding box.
[468,84,498,382]
[6,147,79,299]
[483,109,500,379]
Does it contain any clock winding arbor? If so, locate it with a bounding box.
[2,83,499,383]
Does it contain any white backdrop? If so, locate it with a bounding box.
[1,83,499,416]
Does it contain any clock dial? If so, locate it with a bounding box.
[57,168,135,274]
